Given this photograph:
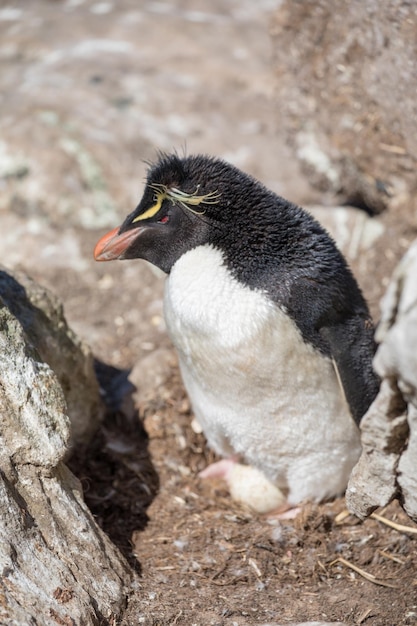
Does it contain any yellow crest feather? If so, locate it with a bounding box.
[132,183,221,220]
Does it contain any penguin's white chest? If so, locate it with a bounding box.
[163,244,361,504]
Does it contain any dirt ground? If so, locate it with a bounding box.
[1,1,417,625]
[69,363,417,626]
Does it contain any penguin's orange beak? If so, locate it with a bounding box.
[94,226,143,261]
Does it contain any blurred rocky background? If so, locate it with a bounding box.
[0,1,416,625]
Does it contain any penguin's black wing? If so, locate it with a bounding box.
[319,317,379,424]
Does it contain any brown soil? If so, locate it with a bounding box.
[2,1,417,624]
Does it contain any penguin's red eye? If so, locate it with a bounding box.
[159,215,169,224]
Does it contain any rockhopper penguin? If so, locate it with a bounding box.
[94,153,379,514]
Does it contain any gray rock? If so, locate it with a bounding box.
[375,240,417,404]
[0,266,104,449]
[0,270,136,625]
[0,297,69,471]
[346,379,408,517]
[0,464,135,626]
[347,240,417,521]
[397,404,417,520]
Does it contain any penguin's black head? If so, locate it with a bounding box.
[94,153,265,273]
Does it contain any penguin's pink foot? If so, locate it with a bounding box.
[265,504,302,520]
[199,460,287,515]
[198,458,238,480]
